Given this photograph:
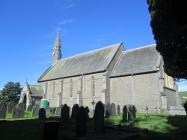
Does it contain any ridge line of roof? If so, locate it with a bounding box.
[124,44,156,53]
[59,42,122,61]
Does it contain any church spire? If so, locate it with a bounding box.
[52,32,62,65]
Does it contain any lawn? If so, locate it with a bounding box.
[0,113,187,140]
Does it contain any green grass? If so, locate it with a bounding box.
[179,91,187,97]
[179,91,187,104]
[1,113,187,140]
[105,113,182,133]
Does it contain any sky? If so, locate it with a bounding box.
[0,0,186,91]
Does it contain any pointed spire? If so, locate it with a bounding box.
[54,32,61,48]
[52,32,62,65]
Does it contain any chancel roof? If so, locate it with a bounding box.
[38,43,122,82]
[110,44,161,77]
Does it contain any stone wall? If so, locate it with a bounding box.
[110,72,161,112]
[165,87,177,107]
[39,72,106,112]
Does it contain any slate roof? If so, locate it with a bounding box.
[29,85,43,97]
[110,44,161,77]
[38,43,122,82]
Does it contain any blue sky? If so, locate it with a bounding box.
[0,0,186,91]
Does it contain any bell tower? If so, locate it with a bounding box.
[52,32,61,65]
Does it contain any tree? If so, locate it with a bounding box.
[0,82,21,103]
[147,0,187,78]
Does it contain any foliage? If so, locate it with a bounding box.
[0,82,21,103]
[147,0,187,78]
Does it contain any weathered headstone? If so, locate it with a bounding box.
[71,104,79,122]
[117,104,120,115]
[85,106,90,120]
[105,103,111,118]
[12,105,25,118]
[7,102,15,114]
[110,103,116,116]
[32,105,40,118]
[60,104,70,123]
[127,105,133,121]
[39,108,46,120]
[122,105,128,122]
[17,103,26,111]
[132,105,137,119]
[94,101,105,133]
[43,121,59,140]
[76,107,87,137]
[27,105,33,112]
[55,107,61,116]
[0,101,7,119]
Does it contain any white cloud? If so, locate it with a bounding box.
[59,19,73,26]
[177,80,187,92]
[64,0,77,10]
[178,85,187,92]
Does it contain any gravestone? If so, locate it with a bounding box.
[85,106,90,120]
[105,103,111,117]
[117,105,120,115]
[110,103,116,116]
[0,101,7,119]
[12,105,25,118]
[55,107,61,116]
[60,104,70,123]
[132,105,137,119]
[32,105,40,118]
[7,102,15,114]
[27,105,33,112]
[39,108,46,120]
[94,101,105,133]
[127,105,133,121]
[50,107,56,114]
[71,104,79,122]
[122,105,128,122]
[17,103,26,111]
[76,107,87,137]
[43,121,59,140]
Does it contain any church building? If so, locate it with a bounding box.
[19,33,179,113]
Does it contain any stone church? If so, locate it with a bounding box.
[19,33,179,112]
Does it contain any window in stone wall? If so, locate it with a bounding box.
[52,81,55,98]
[91,76,95,97]
[70,79,73,97]
[164,73,174,89]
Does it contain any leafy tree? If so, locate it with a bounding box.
[0,82,21,103]
[147,0,187,78]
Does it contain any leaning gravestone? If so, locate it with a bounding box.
[55,107,61,116]
[39,108,46,120]
[7,102,15,114]
[12,105,25,118]
[122,105,128,122]
[110,103,116,116]
[76,107,87,137]
[117,104,120,115]
[60,104,70,123]
[0,101,7,119]
[71,104,79,122]
[32,105,40,118]
[94,101,105,133]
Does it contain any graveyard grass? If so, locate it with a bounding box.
[105,113,176,133]
[1,112,187,140]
